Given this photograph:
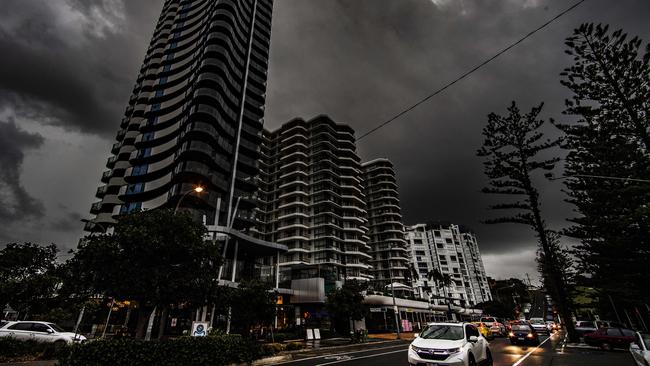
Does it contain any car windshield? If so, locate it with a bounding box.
[420,325,464,340]
[577,321,594,327]
[47,323,65,332]
[512,325,531,331]
[530,319,544,324]
[481,318,495,323]
[643,335,650,349]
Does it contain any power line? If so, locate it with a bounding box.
[357,0,587,141]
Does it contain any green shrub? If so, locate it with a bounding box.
[60,335,264,366]
[0,338,66,362]
[261,342,285,356]
[285,342,303,351]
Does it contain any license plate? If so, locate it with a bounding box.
[518,337,525,340]
[426,363,438,366]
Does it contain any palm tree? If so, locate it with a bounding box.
[427,269,454,304]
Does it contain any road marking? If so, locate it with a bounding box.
[511,334,556,366]
[315,348,407,366]
[273,343,408,365]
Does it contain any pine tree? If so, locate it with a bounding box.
[556,23,650,309]
[477,101,578,340]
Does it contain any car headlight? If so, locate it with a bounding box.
[446,347,461,354]
[410,344,421,352]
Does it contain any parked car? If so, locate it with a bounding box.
[529,318,548,335]
[480,316,505,337]
[630,332,650,366]
[575,320,626,337]
[0,321,86,345]
[471,322,493,340]
[409,322,493,366]
[584,327,635,350]
[508,323,540,346]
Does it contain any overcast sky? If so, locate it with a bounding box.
[0,0,648,280]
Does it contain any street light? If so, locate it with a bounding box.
[174,186,205,213]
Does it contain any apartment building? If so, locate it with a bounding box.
[405,223,492,307]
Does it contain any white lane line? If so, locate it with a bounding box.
[315,348,407,366]
[511,334,556,366]
[272,343,408,365]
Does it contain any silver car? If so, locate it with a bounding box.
[0,321,86,345]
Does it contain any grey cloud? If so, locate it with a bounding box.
[0,119,45,223]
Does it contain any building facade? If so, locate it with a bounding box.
[362,159,410,291]
[254,116,373,287]
[88,0,273,231]
[405,223,492,307]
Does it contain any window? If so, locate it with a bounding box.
[120,202,142,214]
[163,65,171,72]
[126,183,144,195]
[621,329,635,337]
[142,132,155,142]
[465,325,479,339]
[151,103,161,112]
[8,323,33,331]
[155,90,164,97]
[166,53,175,60]
[159,77,168,85]
[31,323,51,333]
[605,328,622,336]
[132,165,148,176]
[147,117,158,125]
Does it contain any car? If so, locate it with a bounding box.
[575,320,626,337]
[630,332,650,366]
[0,321,86,345]
[545,321,557,332]
[471,322,493,340]
[480,317,505,337]
[508,323,540,345]
[583,327,636,350]
[528,318,548,335]
[409,322,493,366]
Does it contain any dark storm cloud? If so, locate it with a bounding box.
[266,0,650,258]
[0,119,45,223]
[1,0,649,275]
[0,0,161,137]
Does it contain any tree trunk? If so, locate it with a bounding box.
[157,306,169,340]
[135,307,149,339]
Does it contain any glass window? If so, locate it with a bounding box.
[151,103,160,112]
[159,77,168,85]
[420,325,464,340]
[47,323,65,332]
[31,323,51,333]
[155,90,164,97]
[621,329,635,337]
[142,132,155,142]
[147,117,158,126]
[465,325,479,338]
[512,325,532,331]
[132,165,148,176]
[163,65,171,72]
[605,328,622,336]
[8,323,33,331]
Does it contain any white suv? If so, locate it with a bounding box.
[0,321,86,344]
[409,322,493,366]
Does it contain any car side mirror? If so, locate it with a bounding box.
[46,329,54,334]
[414,333,419,338]
[469,335,479,343]
[630,344,640,351]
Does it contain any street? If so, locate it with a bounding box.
[275,332,637,366]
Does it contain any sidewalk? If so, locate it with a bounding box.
[368,332,415,341]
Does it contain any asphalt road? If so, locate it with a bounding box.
[274,332,637,366]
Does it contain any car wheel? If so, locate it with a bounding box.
[484,348,493,366]
[468,354,477,366]
[53,340,66,351]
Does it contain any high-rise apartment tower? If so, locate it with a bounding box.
[88,0,273,231]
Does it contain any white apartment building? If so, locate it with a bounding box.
[405,223,492,307]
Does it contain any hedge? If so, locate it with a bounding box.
[60,335,267,366]
[0,338,62,362]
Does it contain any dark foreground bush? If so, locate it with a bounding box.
[0,338,63,362]
[60,335,266,366]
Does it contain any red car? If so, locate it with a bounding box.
[584,327,636,350]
